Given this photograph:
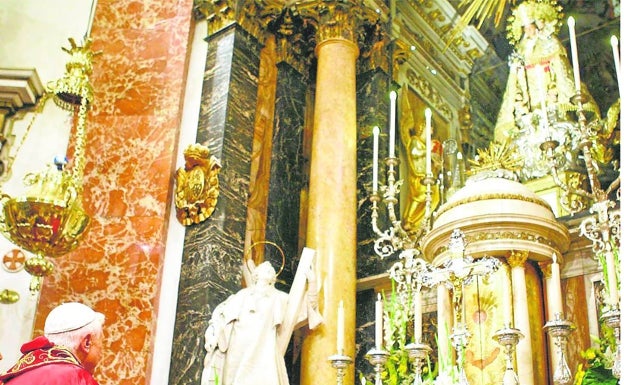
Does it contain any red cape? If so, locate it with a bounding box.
[0,336,98,385]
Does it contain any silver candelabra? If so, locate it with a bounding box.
[493,325,524,385]
[405,342,433,385]
[544,313,576,385]
[328,353,353,385]
[365,347,390,385]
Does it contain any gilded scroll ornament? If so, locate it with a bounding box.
[174,144,221,226]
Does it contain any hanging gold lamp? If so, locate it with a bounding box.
[0,38,96,292]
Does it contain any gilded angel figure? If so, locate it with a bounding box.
[398,85,441,233]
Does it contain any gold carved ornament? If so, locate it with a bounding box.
[174,144,221,226]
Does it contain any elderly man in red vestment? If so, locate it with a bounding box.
[0,302,105,385]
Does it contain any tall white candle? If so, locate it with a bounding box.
[605,250,619,307]
[550,253,564,318]
[389,91,397,158]
[611,36,623,99]
[567,17,581,93]
[538,65,549,125]
[425,108,432,175]
[413,289,422,342]
[372,126,380,194]
[337,300,345,353]
[375,293,383,349]
[457,151,466,186]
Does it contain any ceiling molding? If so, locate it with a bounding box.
[0,68,44,113]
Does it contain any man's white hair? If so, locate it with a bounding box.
[45,314,105,352]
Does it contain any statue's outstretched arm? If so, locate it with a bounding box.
[277,247,320,355]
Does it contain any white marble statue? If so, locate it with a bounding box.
[201,247,322,385]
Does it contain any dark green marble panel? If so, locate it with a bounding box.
[356,69,395,278]
[355,289,377,383]
[266,62,307,290]
[266,62,308,384]
[169,25,261,385]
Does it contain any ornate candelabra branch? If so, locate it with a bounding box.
[541,89,620,379]
[540,92,620,214]
[368,93,441,259]
[370,156,414,258]
[369,162,438,259]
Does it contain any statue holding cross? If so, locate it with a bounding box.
[201,247,322,385]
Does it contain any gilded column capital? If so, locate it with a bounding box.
[508,250,529,269]
[194,0,236,37]
[252,1,389,76]
[538,261,552,279]
[256,4,317,76]
[295,0,376,44]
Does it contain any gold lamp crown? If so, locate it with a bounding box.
[47,37,97,110]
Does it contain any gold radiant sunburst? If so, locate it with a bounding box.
[458,0,513,29]
[467,141,524,175]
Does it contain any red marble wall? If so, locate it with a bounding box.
[34,1,195,384]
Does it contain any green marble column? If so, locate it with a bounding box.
[169,25,261,385]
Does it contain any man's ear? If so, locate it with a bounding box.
[80,334,92,353]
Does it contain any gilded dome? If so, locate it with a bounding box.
[421,172,570,264]
[435,174,556,228]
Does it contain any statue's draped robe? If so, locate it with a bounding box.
[202,249,321,385]
[203,286,290,385]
